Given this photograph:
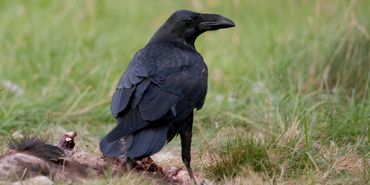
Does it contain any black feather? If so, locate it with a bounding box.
[126,125,169,159]
[111,87,135,118]
[138,84,180,121]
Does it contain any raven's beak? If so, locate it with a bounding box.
[198,13,235,31]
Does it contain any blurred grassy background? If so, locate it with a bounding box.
[0,0,369,184]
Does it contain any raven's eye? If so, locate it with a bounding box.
[184,17,195,24]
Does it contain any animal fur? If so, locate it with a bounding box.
[0,136,100,182]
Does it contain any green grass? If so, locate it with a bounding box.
[204,135,272,179]
[0,0,369,184]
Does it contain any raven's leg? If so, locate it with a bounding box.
[180,113,197,185]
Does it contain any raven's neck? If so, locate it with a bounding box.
[149,25,196,51]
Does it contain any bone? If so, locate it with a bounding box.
[58,131,77,150]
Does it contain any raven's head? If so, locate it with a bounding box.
[150,10,235,48]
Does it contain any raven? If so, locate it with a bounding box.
[100,10,235,183]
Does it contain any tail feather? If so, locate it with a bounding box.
[100,125,169,159]
[99,134,131,157]
[126,125,169,159]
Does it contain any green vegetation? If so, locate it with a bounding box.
[0,0,369,184]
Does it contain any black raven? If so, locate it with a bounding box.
[100,10,235,183]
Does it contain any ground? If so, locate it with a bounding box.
[0,0,369,184]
